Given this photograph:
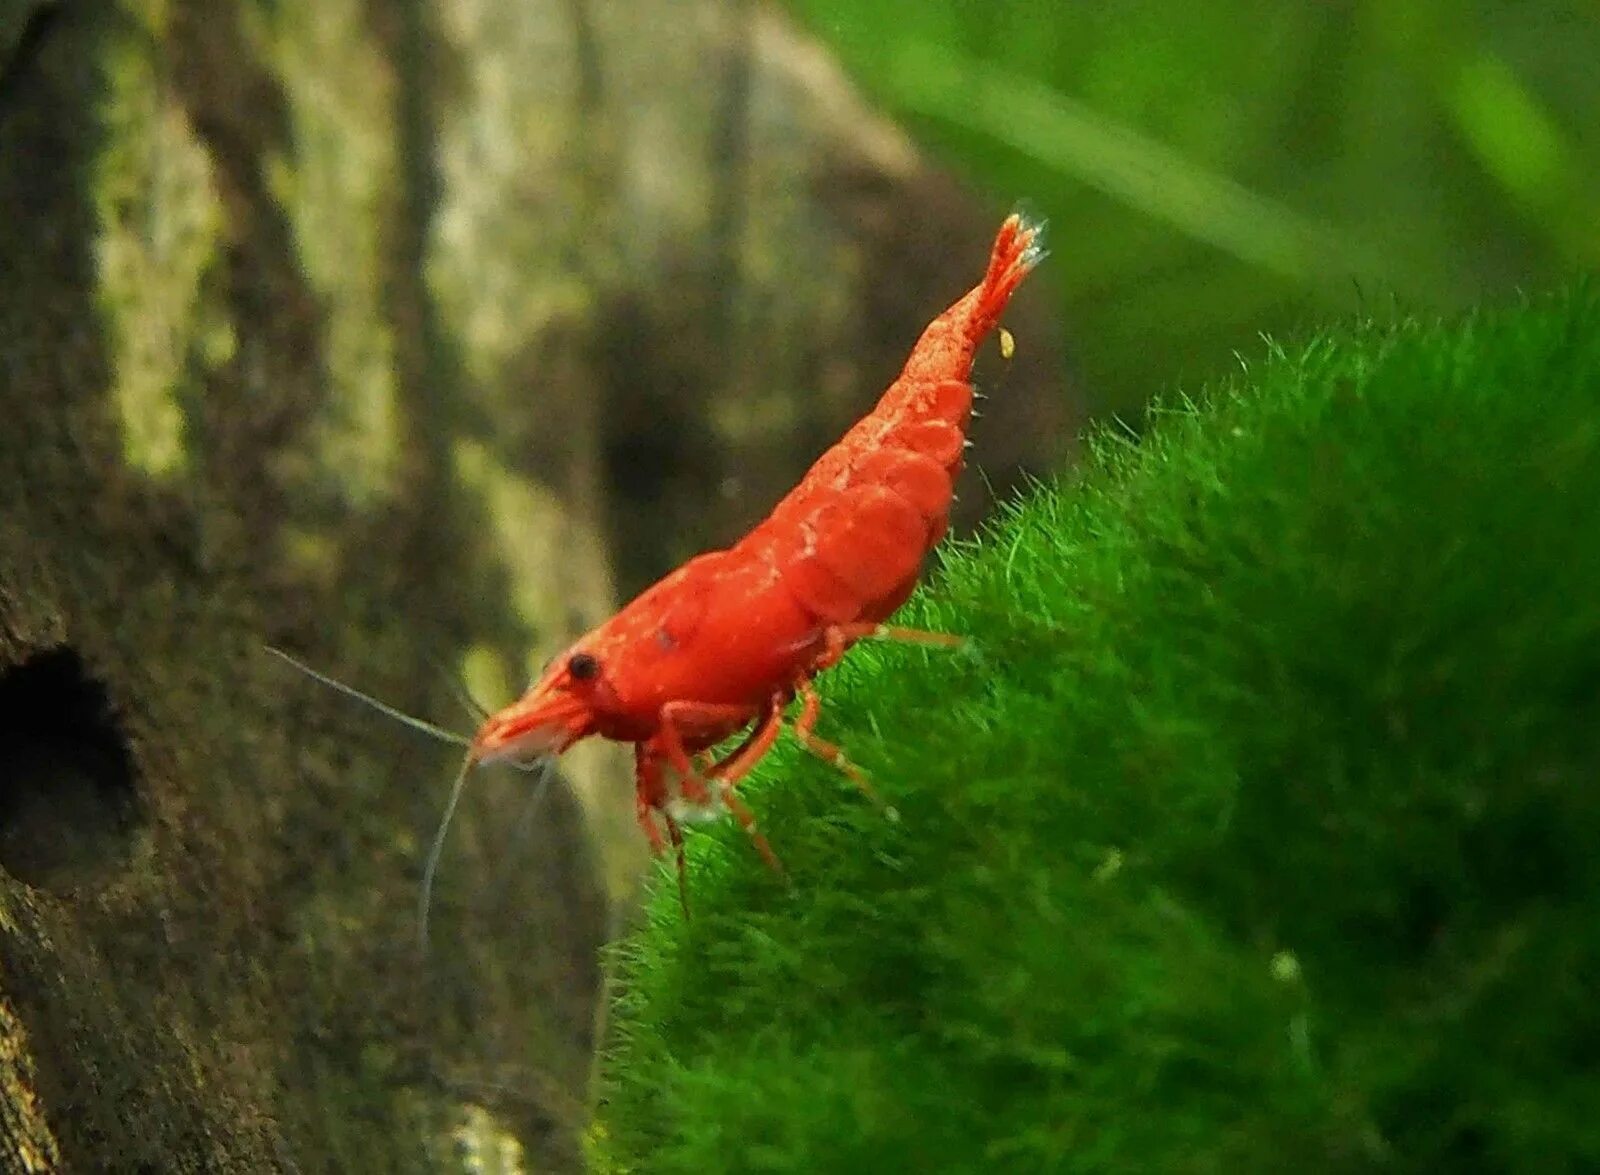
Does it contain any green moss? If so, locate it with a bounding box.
[598,285,1600,1171]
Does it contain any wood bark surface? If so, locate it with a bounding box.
[0,1,1069,1169]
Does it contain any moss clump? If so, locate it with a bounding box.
[597,285,1600,1172]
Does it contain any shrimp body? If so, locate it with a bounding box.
[473,213,1044,887]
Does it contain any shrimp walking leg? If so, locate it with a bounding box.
[714,785,785,877]
[813,623,965,674]
[656,700,785,873]
[637,743,708,913]
[706,694,787,788]
[792,677,881,807]
[633,766,670,856]
[862,625,966,650]
[704,680,883,809]
[663,809,691,916]
[655,700,758,805]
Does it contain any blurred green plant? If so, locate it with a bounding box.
[787,0,1600,417]
[596,283,1600,1170]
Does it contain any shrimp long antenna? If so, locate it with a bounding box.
[425,652,492,722]
[265,645,473,750]
[418,748,477,951]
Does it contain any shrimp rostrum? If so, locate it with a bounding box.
[472,212,1045,900]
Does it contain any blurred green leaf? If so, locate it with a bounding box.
[881,38,1391,289]
[1449,53,1566,204]
[787,0,1600,417]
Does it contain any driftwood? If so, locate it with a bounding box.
[0,1,1068,1168]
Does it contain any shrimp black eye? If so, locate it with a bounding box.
[567,652,600,682]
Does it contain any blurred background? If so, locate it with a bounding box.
[792,0,1600,413]
[2,0,1597,1169]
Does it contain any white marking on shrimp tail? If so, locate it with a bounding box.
[1010,205,1050,268]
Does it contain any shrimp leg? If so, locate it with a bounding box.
[655,702,784,873]
[656,701,764,795]
[791,677,881,807]
[813,623,965,673]
[702,678,879,808]
[636,743,697,915]
[663,809,690,917]
[705,693,787,788]
[716,787,786,879]
[633,758,670,857]
[637,624,961,895]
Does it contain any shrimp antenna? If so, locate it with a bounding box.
[418,747,476,952]
[425,652,492,722]
[485,755,561,907]
[265,645,473,750]
[419,751,556,951]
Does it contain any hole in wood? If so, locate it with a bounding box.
[0,647,141,891]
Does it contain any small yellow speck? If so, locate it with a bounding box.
[998,327,1016,360]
